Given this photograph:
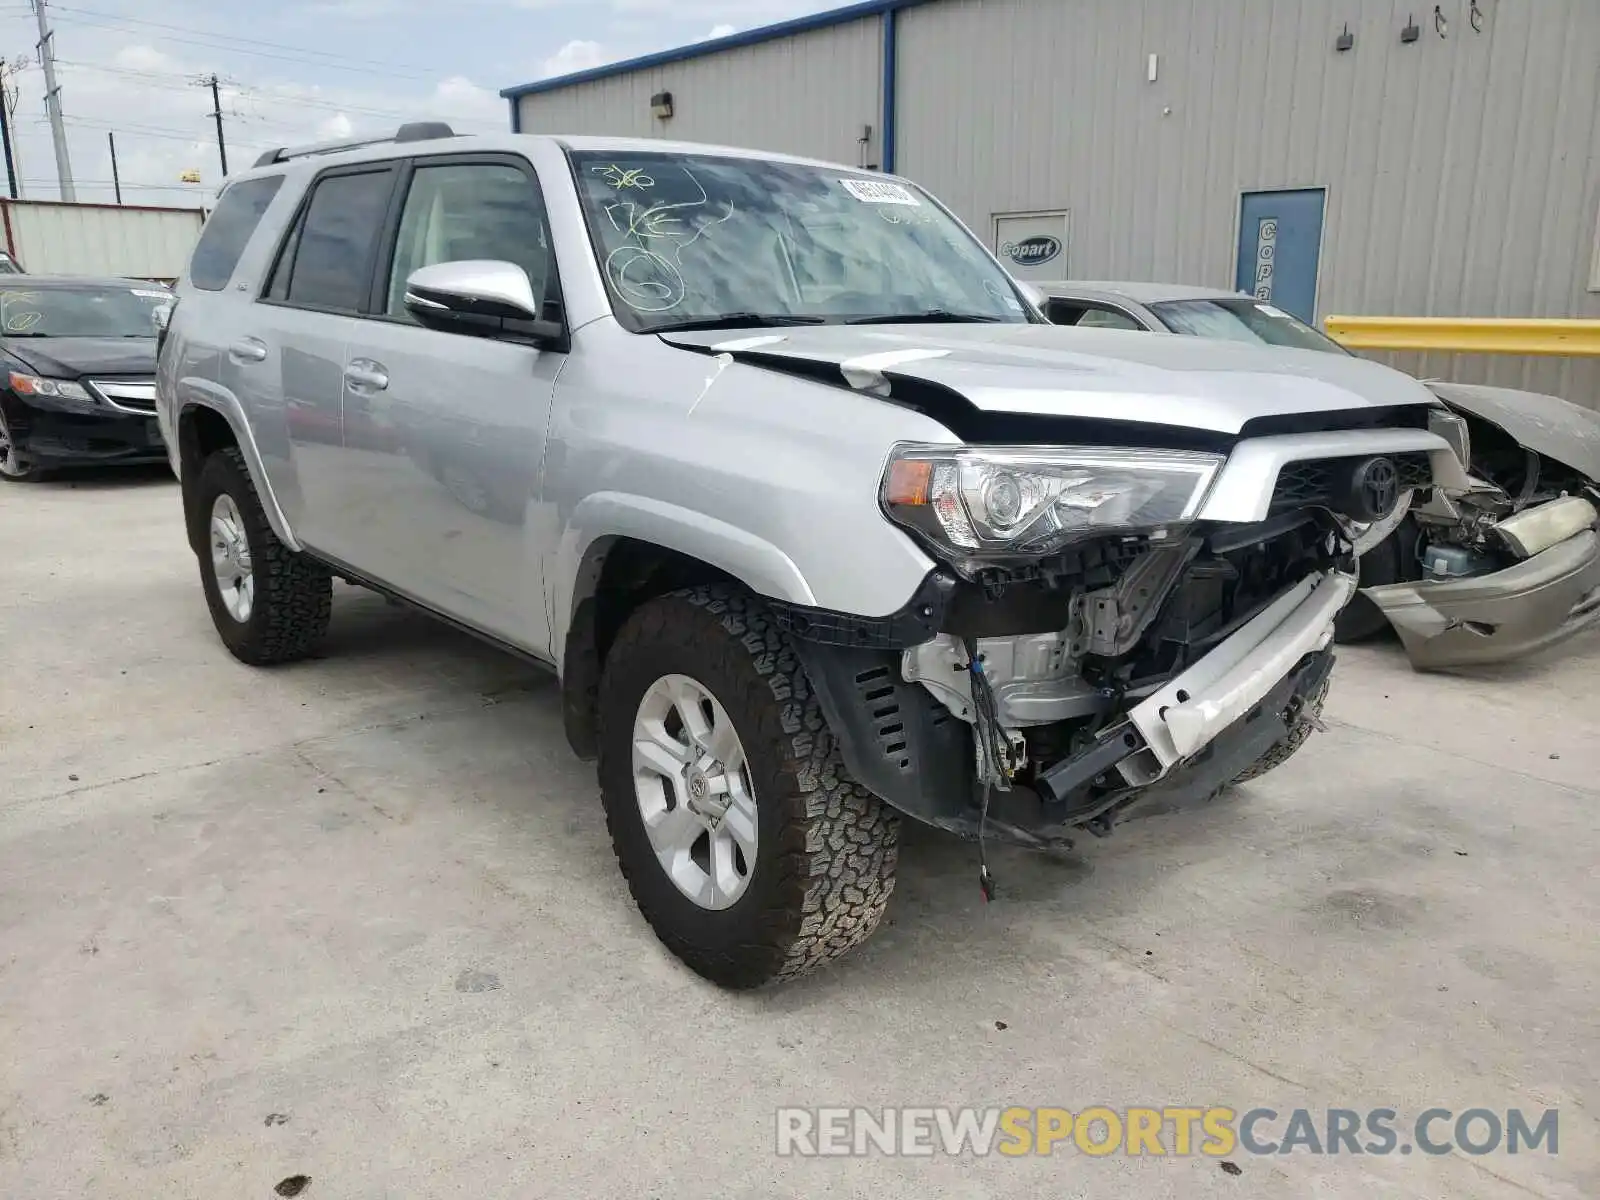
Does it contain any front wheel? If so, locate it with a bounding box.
[598,586,900,989]
[193,446,333,665]
[1230,677,1329,786]
[0,406,46,483]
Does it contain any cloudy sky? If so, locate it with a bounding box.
[0,0,841,207]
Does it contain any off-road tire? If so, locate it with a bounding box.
[597,585,900,989]
[193,446,333,666]
[1229,677,1330,785]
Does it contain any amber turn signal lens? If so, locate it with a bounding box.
[885,459,933,506]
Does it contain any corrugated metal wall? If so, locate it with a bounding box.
[515,19,884,169]
[895,0,1600,406]
[2,200,205,281]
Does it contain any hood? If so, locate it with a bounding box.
[2,335,157,379]
[1424,380,1600,483]
[660,324,1439,434]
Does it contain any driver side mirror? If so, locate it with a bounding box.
[403,260,568,350]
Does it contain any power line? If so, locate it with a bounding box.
[31,114,274,148]
[18,176,204,189]
[49,58,497,131]
[48,4,444,76]
[231,85,495,129]
[47,8,442,81]
[54,58,206,92]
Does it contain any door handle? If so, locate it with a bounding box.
[228,338,268,364]
[344,361,389,392]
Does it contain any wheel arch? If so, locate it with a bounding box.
[175,399,300,556]
[558,530,749,761]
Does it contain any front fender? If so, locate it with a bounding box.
[552,491,820,659]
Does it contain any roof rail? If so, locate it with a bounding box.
[252,121,457,168]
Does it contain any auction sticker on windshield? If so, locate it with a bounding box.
[840,178,921,206]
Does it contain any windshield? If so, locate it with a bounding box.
[0,285,171,338]
[1149,298,1348,354]
[568,150,1033,331]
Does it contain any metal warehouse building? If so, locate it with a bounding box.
[502,0,1600,405]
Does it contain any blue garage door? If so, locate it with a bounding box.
[1235,189,1326,325]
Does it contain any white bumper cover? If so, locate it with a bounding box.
[1118,569,1357,785]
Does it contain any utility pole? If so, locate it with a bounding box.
[203,73,228,177]
[30,0,74,201]
[1,57,27,199]
[0,70,16,199]
[107,130,120,204]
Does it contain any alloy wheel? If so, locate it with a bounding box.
[631,673,759,910]
[209,493,255,622]
[0,408,34,478]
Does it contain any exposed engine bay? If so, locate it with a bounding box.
[1411,409,1600,577]
[1351,402,1600,669]
[898,511,1349,831]
[786,502,1363,855]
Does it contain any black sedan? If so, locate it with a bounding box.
[0,275,172,482]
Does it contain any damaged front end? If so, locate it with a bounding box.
[778,435,1459,850]
[1361,405,1600,670]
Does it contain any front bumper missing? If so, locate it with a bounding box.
[1363,528,1600,670]
[795,569,1353,849]
[1036,569,1353,802]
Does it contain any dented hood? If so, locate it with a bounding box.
[660,323,1440,435]
[1424,380,1600,483]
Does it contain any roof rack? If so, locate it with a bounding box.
[252,121,456,168]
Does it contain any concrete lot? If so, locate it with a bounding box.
[3,467,1598,1200]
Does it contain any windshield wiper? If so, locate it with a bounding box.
[846,310,1006,325]
[646,313,827,334]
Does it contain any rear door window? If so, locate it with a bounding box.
[189,175,284,291]
[280,168,396,313]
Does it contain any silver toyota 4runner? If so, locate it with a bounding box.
[157,123,1468,988]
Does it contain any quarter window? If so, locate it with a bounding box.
[282,169,395,312]
[1044,299,1144,331]
[189,175,283,292]
[1075,306,1144,331]
[385,162,554,320]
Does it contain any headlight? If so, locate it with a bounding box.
[10,372,93,402]
[882,444,1224,568]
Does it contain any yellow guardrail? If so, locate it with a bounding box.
[1323,316,1600,357]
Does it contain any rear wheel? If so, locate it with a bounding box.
[193,446,333,665]
[598,586,900,989]
[0,406,46,483]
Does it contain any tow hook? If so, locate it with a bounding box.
[1287,691,1328,734]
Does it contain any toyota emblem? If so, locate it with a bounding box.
[1346,456,1400,521]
